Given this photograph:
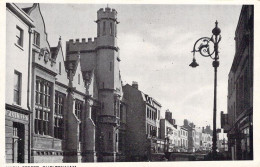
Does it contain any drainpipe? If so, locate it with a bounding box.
[27,27,33,163]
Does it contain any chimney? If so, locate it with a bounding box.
[132,81,138,89]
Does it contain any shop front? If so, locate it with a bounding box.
[5,105,30,163]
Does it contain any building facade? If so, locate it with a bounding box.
[122,82,161,161]
[66,6,123,162]
[179,126,188,152]
[6,3,125,163]
[5,3,35,163]
[221,5,253,160]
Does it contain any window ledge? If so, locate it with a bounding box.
[14,43,24,51]
[33,43,40,49]
[12,103,22,108]
[34,134,53,139]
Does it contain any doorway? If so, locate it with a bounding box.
[13,122,25,163]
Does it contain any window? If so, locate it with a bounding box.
[16,26,23,47]
[147,108,149,118]
[110,22,113,35]
[75,99,83,120]
[97,23,100,36]
[103,21,106,35]
[120,104,123,120]
[59,62,61,75]
[101,102,105,111]
[34,77,51,136]
[115,24,117,37]
[110,62,112,71]
[78,74,80,85]
[14,71,21,105]
[109,132,111,140]
[33,31,40,46]
[54,91,65,139]
[75,99,83,141]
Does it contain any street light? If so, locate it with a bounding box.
[189,21,221,160]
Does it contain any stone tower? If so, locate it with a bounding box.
[95,7,122,162]
[66,7,122,162]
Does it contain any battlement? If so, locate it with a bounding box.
[67,37,97,52]
[97,7,117,20]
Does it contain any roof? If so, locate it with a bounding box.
[7,3,35,27]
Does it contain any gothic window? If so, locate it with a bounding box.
[54,91,65,139]
[75,99,83,119]
[115,24,117,37]
[103,21,106,35]
[59,62,61,75]
[97,22,100,36]
[78,74,80,85]
[109,132,111,140]
[110,62,112,71]
[120,104,123,120]
[34,77,51,136]
[110,22,113,35]
[75,99,83,141]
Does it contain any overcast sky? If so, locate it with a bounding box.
[17,3,242,129]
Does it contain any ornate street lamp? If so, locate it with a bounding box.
[189,21,221,159]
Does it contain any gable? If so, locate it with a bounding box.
[72,57,86,93]
[27,3,50,50]
[55,40,69,85]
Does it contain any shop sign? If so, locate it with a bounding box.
[6,110,29,121]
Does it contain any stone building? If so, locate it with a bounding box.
[183,119,196,152]
[5,3,35,163]
[122,82,161,160]
[179,126,188,152]
[221,5,253,160]
[182,119,212,153]
[201,129,212,152]
[160,116,176,152]
[5,3,118,163]
[65,6,123,162]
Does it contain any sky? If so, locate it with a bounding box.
[17,3,242,129]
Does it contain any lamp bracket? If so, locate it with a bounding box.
[192,37,215,58]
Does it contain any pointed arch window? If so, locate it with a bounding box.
[59,62,61,75]
[103,21,106,35]
[110,22,113,35]
[78,74,80,85]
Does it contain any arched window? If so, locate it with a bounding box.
[78,74,80,84]
[110,22,113,35]
[103,21,106,35]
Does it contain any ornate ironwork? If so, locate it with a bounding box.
[192,37,215,58]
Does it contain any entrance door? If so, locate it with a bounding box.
[13,122,25,163]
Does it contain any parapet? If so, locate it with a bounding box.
[97,7,117,20]
[66,37,97,52]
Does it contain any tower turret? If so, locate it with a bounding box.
[95,7,122,162]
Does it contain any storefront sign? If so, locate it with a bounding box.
[6,110,29,121]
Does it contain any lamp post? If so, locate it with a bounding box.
[189,21,221,160]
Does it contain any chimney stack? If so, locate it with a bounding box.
[132,81,138,89]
